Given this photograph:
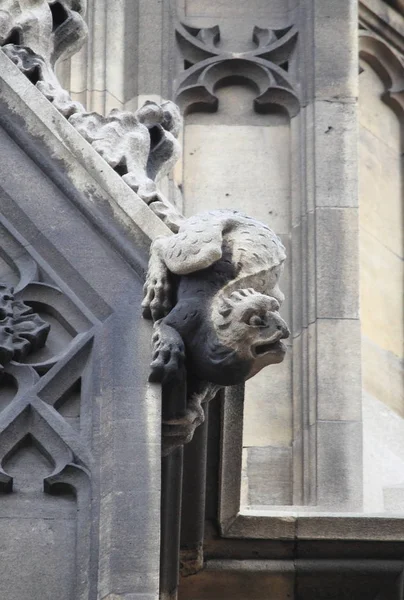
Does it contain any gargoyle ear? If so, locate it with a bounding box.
[268,297,280,312]
[218,297,232,318]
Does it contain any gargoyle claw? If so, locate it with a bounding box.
[142,275,173,321]
[149,323,185,384]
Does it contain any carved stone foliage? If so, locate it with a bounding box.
[0,284,50,371]
[0,0,88,66]
[175,21,300,117]
[0,219,96,597]
[0,1,88,117]
[69,100,184,217]
[142,209,290,454]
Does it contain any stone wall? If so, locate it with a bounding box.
[58,0,364,513]
[358,3,404,512]
[57,0,403,525]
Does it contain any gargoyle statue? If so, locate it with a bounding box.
[142,209,290,455]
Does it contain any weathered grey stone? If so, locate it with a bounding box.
[185,0,299,19]
[1,5,184,227]
[0,53,163,599]
[246,446,292,507]
[0,51,169,252]
[316,207,359,319]
[0,0,88,118]
[316,319,362,421]
[0,285,50,370]
[312,0,358,101]
[0,0,87,65]
[316,421,363,510]
[243,347,292,449]
[314,100,358,208]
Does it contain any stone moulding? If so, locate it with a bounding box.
[175,20,300,117]
[359,31,404,116]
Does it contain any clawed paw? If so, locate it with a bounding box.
[149,331,185,384]
[142,273,173,321]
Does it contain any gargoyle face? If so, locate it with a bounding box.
[213,289,290,378]
[0,0,87,64]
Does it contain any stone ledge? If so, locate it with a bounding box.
[222,510,404,541]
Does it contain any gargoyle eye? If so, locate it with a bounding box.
[248,314,266,327]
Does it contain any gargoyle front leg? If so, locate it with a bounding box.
[149,319,185,384]
[142,236,173,321]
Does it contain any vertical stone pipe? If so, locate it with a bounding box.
[160,371,187,600]
[180,404,209,576]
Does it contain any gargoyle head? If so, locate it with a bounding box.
[213,288,290,378]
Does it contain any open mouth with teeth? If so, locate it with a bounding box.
[252,339,287,357]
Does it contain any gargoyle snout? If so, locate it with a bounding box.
[266,313,290,343]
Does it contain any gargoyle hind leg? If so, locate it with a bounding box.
[142,236,173,321]
[162,382,221,455]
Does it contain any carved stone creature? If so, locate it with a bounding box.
[142,209,290,454]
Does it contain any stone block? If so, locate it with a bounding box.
[312,0,358,101]
[384,486,404,513]
[314,100,358,208]
[316,420,363,510]
[316,319,362,421]
[225,513,296,539]
[243,348,292,447]
[359,59,401,155]
[316,207,359,319]
[246,446,293,507]
[291,223,303,336]
[183,121,291,234]
[292,434,304,505]
[185,0,298,19]
[297,514,404,541]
